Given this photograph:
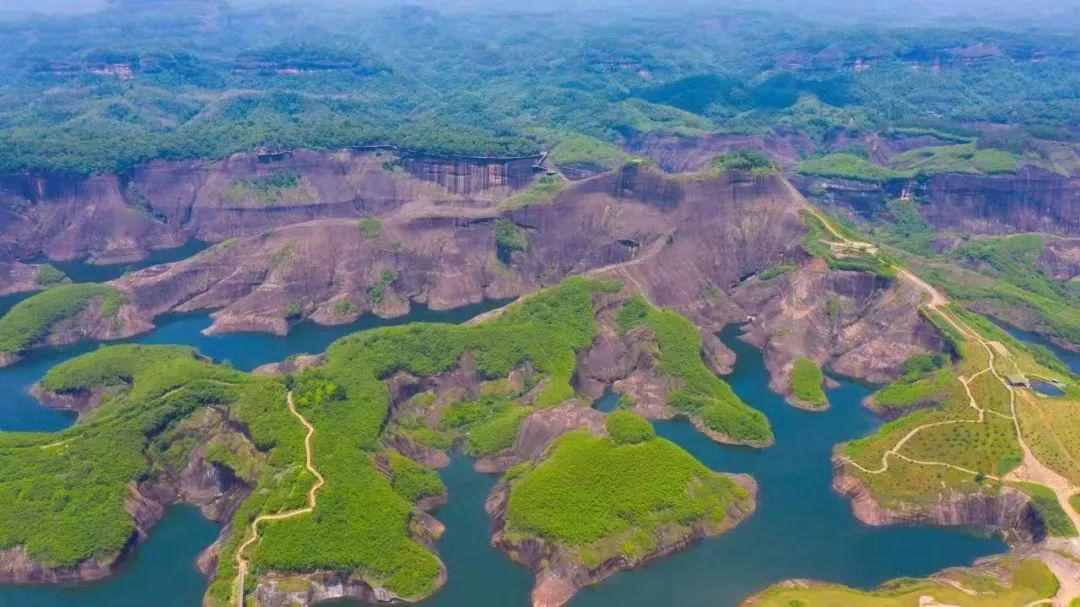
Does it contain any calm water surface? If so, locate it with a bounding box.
[34,240,210,284]
[0,319,1007,607]
[999,322,1079,374]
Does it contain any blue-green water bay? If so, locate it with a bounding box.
[0,317,1006,606]
[1,506,219,607]
[1000,322,1079,374]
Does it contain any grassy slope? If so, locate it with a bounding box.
[842,304,1078,513]
[617,297,773,445]
[748,558,1057,607]
[0,346,253,566]
[798,143,1021,183]
[790,357,827,408]
[504,425,749,567]
[0,284,125,354]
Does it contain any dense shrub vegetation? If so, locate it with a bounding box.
[2,3,1079,173]
[0,284,125,354]
[605,410,656,444]
[504,430,750,563]
[0,346,250,567]
[790,358,827,408]
[711,150,774,173]
[617,296,773,444]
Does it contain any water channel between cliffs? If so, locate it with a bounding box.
[0,309,1008,607]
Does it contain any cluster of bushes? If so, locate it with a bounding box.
[494,218,529,264]
[504,429,749,564]
[617,296,773,445]
[789,358,827,408]
[0,346,250,569]
[0,284,126,354]
[711,150,774,173]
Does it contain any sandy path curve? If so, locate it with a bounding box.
[233,391,324,607]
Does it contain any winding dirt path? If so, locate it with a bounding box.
[805,204,1080,540]
[233,391,324,607]
[467,225,673,327]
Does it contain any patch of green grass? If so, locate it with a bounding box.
[368,270,398,305]
[546,132,627,171]
[790,358,827,408]
[798,153,905,183]
[385,450,445,503]
[358,217,383,240]
[436,395,533,456]
[465,406,531,456]
[334,298,357,317]
[224,170,312,205]
[494,218,528,263]
[500,174,565,210]
[891,143,1019,175]
[605,410,656,445]
[1011,482,1079,538]
[504,430,750,556]
[711,150,774,174]
[617,297,772,444]
[758,263,795,281]
[872,368,955,411]
[33,264,67,287]
[0,284,126,354]
[1071,493,1080,516]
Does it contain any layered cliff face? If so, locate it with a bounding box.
[919,167,1080,235]
[106,166,809,336]
[1038,237,1080,282]
[0,261,43,296]
[627,131,815,172]
[796,166,1080,236]
[732,259,946,395]
[0,150,536,264]
[6,166,952,392]
[832,458,1046,543]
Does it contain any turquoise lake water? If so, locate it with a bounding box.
[0,312,1008,607]
[1000,323,1079,374]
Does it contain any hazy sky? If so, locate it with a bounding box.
[5,0,1080,28]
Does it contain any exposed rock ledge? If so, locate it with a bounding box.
[485,473,758,607]
[29,384,112,417]
[0,261,45,296]
[832,456,1045,543]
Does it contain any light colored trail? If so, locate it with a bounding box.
[468,224,672,326]
[233,391,324,607]
[802,203,1080,540]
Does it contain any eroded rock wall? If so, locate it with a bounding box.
[0,150,536,263]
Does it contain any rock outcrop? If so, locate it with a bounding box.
[4,165,949,396]
[0,262,44,296]
[796,166,1080,236]
[0,149,536,264]
[475,404,607,473]
[832,457,1045,543]
[733,259,946,398]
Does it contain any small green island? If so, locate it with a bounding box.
[493,410,756,606]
